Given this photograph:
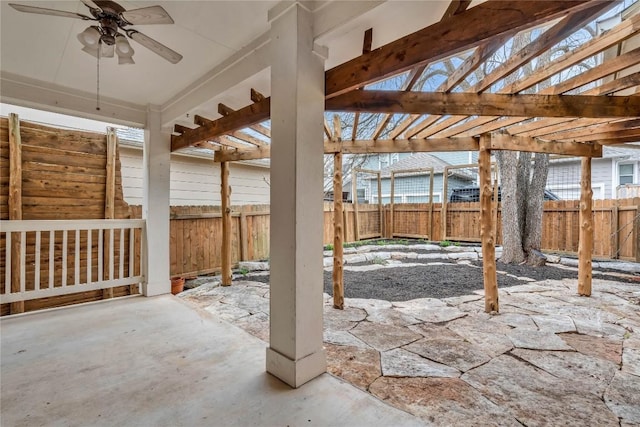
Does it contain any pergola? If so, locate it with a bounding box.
[2,0,640,388]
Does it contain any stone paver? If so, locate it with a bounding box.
[325,344,381,391]
[507,329,574,351]
[350,322,421,351]
[369,377,520,426]
[405,338,491,372]
[511,348,618,397]
[185,257,639,427]
[559,333,623,364]
[381,348,460,378]
[605,371,640,424]
[462,355,620,427]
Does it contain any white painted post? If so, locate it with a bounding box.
[142,105,171,296]
[265,2,327,388]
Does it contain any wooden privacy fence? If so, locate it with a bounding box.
[160,198,639,278]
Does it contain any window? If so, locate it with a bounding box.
[618,163,635,185]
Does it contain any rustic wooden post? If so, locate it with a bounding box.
[103,128,117,299]
[352,169,360,241]
[332,115,344,309]
[578,157,593,296]
[221,161,232,286]
[8,113,24,314]
[480,135,498,312]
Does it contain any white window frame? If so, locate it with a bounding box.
[616,161,638,186]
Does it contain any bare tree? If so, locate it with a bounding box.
[493,22,597,265]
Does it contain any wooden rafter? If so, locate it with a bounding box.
[414,8,640,139]
[401,2,612,139]
[489,133,602,157]
[393,35,509,139]
[171,0,600,151]
[441,0,472,19]
[352,28,374,141]
[325,1,598,98]
[427,43,640,139]
[539,118,640,141]
[326,90,640,118]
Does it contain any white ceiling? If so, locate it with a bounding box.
[0,1,479,127]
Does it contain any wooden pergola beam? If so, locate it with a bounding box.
[172,98,270,151]
[545,118,640,141]
[442,0,472,19]
[489,133,602,157]
[326,137,479,154]
[171,1,601,151]
[326,90,640,118]
[325,1,598,98]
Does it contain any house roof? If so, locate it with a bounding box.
[379,153,453,176]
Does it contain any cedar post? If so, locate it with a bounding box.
[103,128,117,299]
[8,113,24,314]
[332,115,345,309]
[479,135,498,312]
[578,157,593,296]
[221,161,232,286]
[332,151,344,309]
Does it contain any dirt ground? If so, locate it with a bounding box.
[243,245,639,301]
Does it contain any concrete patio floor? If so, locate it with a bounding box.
[181,267,640,426]
[1,295,422,427]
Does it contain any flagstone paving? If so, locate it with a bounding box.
[180,260,640,426]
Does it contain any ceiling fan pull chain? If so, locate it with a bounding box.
[96,42,101,111]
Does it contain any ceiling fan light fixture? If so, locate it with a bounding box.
[77,26,101,48]
[118,55,135,65]
[101,43,115,58]
[115,34,132,56]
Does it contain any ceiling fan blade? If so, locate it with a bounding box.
[121,6,174,25]
[128,31,182,64]
[80,0,101,11]
[9,3,92,20]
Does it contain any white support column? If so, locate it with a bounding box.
[142,105,171,296]
[266,2,327,388]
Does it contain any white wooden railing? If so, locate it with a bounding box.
[1,219,145,304]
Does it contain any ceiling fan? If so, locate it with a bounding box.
[9,0,183,64]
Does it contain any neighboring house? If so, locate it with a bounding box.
[546,144,640,199]
[359,153,476,204]
[117,128,270,206]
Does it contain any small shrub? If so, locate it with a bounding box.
[238,267,250,276]
[325,243,334,251]
[440,240,452,247]
[371,256,387,265]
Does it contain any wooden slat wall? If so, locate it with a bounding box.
[0,118,135,316]
[151,198,638,279]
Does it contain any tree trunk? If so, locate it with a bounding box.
[524,153,550,265]
[496,150,525,263]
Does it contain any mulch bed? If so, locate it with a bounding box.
[240,245,638,301]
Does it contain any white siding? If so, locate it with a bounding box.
[547,157,611,199]
[119,146,270,206]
